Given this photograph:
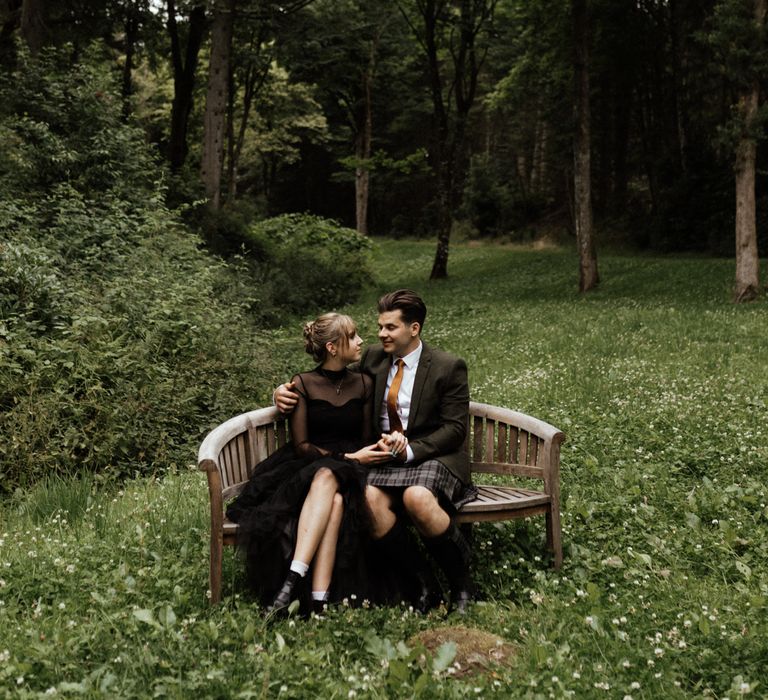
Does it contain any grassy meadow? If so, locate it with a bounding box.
[1,240,767,698]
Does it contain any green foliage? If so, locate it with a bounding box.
[0,49,285,492]
[0,241,66,330]
[244,213,374,315]
[702,0,768,153]
[0,47,157,203]
[460,155,549,239]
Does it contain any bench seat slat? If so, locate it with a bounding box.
[459,486,551,512]
[479,485,542,500]
[456,504,549,523]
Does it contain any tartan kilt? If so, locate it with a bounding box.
[367,459,478,513]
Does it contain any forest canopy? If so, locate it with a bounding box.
[2,0,767,268]
[1,0,767,487]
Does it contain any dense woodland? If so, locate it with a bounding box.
[1,1,768,489]
[1,0,767,293]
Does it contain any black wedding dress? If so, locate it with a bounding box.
[225,367,374,611]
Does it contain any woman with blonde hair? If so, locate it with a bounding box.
[226,313,390,614]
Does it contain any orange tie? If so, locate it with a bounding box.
[386,359,405,433]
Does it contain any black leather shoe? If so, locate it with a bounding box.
[415,577,444,613]
[311,599,328,615]
[267,570,301,614]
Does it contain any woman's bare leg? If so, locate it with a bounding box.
[293,468,339,564]
[311,492,344,593]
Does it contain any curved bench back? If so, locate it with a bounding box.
[198,402,564,503]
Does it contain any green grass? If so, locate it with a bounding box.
[1,241,767,698]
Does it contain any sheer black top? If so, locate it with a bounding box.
[290,367,375,459]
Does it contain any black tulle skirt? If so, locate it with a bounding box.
[225,442,373,610]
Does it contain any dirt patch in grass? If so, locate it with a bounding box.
[410,625,516,677]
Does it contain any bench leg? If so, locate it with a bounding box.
[210,530,223,604]
[546,505,563,569]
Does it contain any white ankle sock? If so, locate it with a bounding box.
[289,560,309,577]
[311,591,329,601]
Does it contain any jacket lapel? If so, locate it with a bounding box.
[409,342,432,428]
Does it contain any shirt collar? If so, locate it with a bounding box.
[396,341,423,369]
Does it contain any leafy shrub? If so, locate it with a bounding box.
[0,49,287,492]
[0,240,66,330]
[245,213,373,314]
[0,48,158,203]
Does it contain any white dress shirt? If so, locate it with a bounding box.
[379,341,422,463]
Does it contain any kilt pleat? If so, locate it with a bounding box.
[367,459,478,512]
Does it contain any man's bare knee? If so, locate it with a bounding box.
[402,486,438,518]
[365,485,391,512]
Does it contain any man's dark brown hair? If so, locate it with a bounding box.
[377,289,427,330]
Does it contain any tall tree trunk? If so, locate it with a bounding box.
[20,0,45,54]
[201,0,234,210]
[733,0,765,303]
[228,26,271,202]
[535,119,549,194]
[226,60,236,201]
[121,4,140,121]
[0,0,21,69]
[420,0,489,279]
[419,0,451,279]
[573,0,599,292]
[669,0,688,173]
[167,1,207,171]
[354,37,376,235]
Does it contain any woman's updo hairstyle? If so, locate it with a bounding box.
[303,312,357,362]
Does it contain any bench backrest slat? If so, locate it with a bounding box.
[497,423,507,462]
[509,425,519,463]
[471,415,483,462]
[254,425,269,466]
[518,429,529,465]
[485,420,496,464]
[276,421,287,447]
[221,441,233,486]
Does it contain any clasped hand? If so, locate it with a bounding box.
[346,431,408,465]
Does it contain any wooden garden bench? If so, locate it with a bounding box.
[198,401,565,604]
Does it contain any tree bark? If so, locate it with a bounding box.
[0,0,21,69]
[733,0,765,303]
[354,36,377,235]
[167,1,207,171]
[121,3,140,121]
[20,0,45,54]
[573,0,599,292]
[406,0,491,279]
[201,0,234,209]
[225,26,270,203]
